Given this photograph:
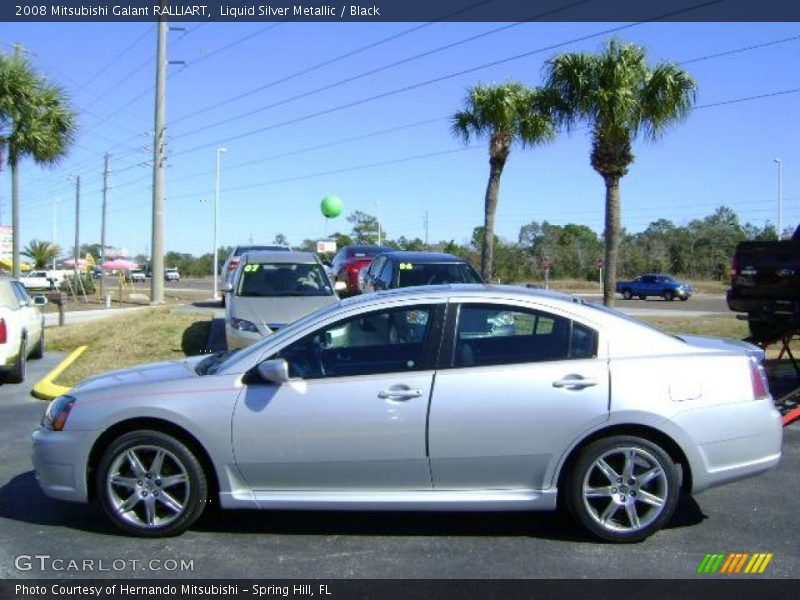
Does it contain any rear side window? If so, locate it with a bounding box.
[452,304,597,368]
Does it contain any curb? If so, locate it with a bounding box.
[31,345,88,401]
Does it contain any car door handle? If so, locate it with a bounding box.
[552,376,598,390]
[378,389,422,400]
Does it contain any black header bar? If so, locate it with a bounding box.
[4,0,800,23]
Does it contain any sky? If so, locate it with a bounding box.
[0,17,798,258]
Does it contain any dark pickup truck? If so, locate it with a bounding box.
[727,225,800,341]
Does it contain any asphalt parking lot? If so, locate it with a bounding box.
[0,355,797,579]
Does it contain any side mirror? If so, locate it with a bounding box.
[32,295,48,306]
[255,358,290,385]
[225,283,233,293]
[334,281,347,292]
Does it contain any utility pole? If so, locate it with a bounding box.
[774,158,783,240]
[150,4,168,305]
[424,211,429,250]
[100,153,110,298]
[73,175,80,282]
[51,198,60,270]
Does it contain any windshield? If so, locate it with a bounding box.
[236,262,333,297]
[397,262,481,287]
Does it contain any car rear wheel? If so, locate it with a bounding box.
[637,294,646,300]
[663,290,674,301]
[6,337,27,383]
[566,435,679,543]
[96,430,208,537]
[622,290,632,300]
[30,326,45,360]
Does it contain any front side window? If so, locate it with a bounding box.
[237,262,333,297]
[275,305,435,379]
[453,304,597,368]
[397,262,481,287]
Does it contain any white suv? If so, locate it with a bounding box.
[0,278,46,383]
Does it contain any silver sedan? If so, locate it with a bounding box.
[32,285,783,541]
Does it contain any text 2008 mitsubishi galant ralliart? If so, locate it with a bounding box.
[32,285,782,542]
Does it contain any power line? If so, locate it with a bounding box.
[171,0,727,158]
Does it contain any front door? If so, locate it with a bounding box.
[232,303,443,491]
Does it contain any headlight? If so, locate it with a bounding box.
[42,395,76,431]
[231,318,259,333]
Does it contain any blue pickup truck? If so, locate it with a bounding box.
[616,274,693,301]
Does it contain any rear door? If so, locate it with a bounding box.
[428,301,609,491]
[10,282,41,348]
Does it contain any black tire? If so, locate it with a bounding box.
[565,435,680,543]
[30,326,45,360]
[679,296,689,302]
[622,289,633,300]
[96,430,208,537]
[6,337,27,383]
[637,294,646,300]
[663,290,674,301]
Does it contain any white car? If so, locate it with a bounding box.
[1,278,47,382]
[164,268,180,282]
[19,269,65,291]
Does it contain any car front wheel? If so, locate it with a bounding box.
[96,430,208,537]
[566,435,679,543]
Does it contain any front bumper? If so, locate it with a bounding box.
[31,428,95,503]
[676,398,783,494]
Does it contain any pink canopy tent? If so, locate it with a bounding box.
[63,258,88,267]
[101,259,138,270]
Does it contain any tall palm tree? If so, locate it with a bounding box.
[544,38,696,306]
[0,49,76,279]
[452,82,556,281]
[22,239,60,269]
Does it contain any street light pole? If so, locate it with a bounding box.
[150,3,168,305]
[774,158,783,240]
[212,147,227,301]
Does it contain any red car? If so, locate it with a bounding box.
[329,245,392,295]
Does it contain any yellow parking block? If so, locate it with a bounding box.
[31,346,88,401]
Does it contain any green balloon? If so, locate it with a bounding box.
[320,195,343,218]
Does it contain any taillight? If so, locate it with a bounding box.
[0,319,6,344]
[228,259,240,271]
[731,255,739,279]
[346,264,361,274]
[750,359,769,400]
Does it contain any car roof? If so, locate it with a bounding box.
[379,251,470,264]
[241,250,320,264]
[233,245,291,255]
[345,245,393,254]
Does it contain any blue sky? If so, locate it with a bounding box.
[1,20,798,257]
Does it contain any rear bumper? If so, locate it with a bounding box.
[675,398,783,494]
[727,289,800,316]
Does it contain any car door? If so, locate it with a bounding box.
[232,302,445,491]
[428,301,609,491]
[10,282,41,347]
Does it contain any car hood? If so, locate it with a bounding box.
[231,295,337,330]
[71,355,205,394]
[679,334,764,361]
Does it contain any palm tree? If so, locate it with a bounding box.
[544,38,696,306]
[0,49,76,279]
[22,239,60,269]
[452,82,556,281]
